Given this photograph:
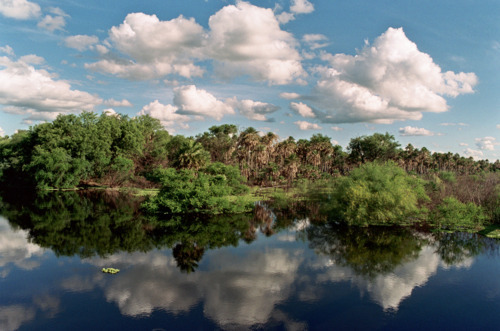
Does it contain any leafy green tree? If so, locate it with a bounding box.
[143,165,252,215]
[347,132,400,164]
[196,124,238,163]
[431,197,487,231]
[330,161,429,226]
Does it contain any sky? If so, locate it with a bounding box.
[0,0,499,160]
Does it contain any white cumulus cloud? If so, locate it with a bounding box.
[290,0,314,14]
[85,3,306,85]
[302,34,329,49]
[463,148,484,160]
[37,14,66,32]
[276,11,295,24]
[18,54,43,64]
[475,137,498,151]
[228,98,279,121]
[290,102,315,118]
[173,85,234,121]
[0,0,40,19]
[0,53,102,121]
[0,45,14,56]
[294,120,321,130]
[138,100,190,133]
[0,127,4,137]
[279,92,300,100]
[208,1,305,85]
[308,27,477,124]
[86,12,206,80]
[65,35,99,51]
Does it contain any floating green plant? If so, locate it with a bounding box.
[102,267,120,274]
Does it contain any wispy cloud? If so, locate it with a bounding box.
[399,126,442,136]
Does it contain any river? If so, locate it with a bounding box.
[0,190,499,330]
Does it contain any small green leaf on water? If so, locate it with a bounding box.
[102,267,120,274]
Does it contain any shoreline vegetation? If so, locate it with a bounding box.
[0,113,498,235]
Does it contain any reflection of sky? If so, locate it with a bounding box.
[0,305,36,331]
[0,217,45,277]
[0,216,498,330]
[314,246,475,311]
[77,247,304,328]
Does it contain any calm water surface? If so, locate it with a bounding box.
[0,191,499,330]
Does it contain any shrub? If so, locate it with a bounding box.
[331,161,429,226]
[142,165,253,215]
[431,197,487,231]
[439,171,456,183]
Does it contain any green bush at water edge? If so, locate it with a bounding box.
[142,163,253,215]
[329,161,429,226]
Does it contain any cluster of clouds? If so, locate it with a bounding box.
[78,2,306,85]
[298,27,477,124]
[138,85,280,132]
[0,54,103,124]
[475,136,498,151]
[0,0,68,31]
[461,136,499,160]
[0,0,486,158]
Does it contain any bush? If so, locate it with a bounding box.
[142,165,253,215]
[331,161,429,226]
[439,171,456,183]
[431,197,487,231]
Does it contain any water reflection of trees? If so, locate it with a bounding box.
[0,190,255,271]
[1,190,498,275]
[304,222,499,278]
[305,224,426,277]
[0,190,156,258]
[433,232,499,266]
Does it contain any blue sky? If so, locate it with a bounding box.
[0,0,498,160]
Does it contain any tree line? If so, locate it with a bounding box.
[0,112,498,190]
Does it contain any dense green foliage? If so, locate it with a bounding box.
[1,113,498,191]
[3,190,497,275]
[305,225,426,277]
[142,163,253,215]
[329,161,429,226]
[0,112,171,189]
[0,112,498,222]
[431,197,487,231]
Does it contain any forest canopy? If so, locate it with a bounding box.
[0,112,498,191]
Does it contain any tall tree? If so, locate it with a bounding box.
[347,132,400,164]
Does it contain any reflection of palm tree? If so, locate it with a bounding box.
[172,242,205,273]
[253,203,275,236]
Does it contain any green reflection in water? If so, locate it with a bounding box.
[0,190,497,276]
[0,190,255,272]
[304,224,426,277]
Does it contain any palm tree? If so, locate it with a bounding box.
[174,140,210,170]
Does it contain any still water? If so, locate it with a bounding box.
[0,191,499,330]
